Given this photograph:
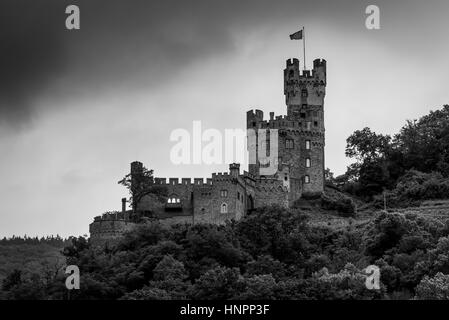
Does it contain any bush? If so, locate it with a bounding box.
[321,193,356,217]
[396,170,449,201]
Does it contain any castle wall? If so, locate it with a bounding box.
[254,178,289,208]
[89,216,137,247]
[193,173,247,224]
[136,170,252,226]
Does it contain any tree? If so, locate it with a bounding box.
[235,205,310,264]
[396,105,449,176]
[415,273,449,300]
[346,127,391,162]
[190,266,243,300]
[118,165,154,212]
[237,274,277,300]
[153,255,187,281]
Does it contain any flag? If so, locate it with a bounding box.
[289,30,303,40]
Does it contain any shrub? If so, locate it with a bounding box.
[321,193,356,217]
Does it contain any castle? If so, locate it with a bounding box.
[89,57,327,245]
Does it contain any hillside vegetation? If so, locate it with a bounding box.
[2,203,449,300]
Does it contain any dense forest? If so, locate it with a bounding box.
[0,236,70,298]
[1,105,449,300]
[0,235,70,247]
[2,206,449,300]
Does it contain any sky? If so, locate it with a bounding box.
[0,0,448,237]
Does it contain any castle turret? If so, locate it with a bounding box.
[229,163,240,177]
[284,58,326,116]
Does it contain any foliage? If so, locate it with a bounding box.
[3,204,449,300]
[320,193,356,217]
[415,273,449,300]
[117,164,154,210]
[342,105,449,201]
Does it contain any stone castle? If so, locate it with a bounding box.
[89,57,327,245]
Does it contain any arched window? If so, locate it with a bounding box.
[220,203,228,214]
[167,195,180,204]
[304,175,310,184]
[306,158,311,168]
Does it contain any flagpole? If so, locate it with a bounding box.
[303,26,306,70]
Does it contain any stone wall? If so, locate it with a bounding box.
[89,217,137,247]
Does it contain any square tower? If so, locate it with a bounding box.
[246,58,327,204]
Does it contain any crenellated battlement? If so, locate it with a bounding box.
[154,177,213,186]
[313,58,326,69]
[212,172,234,180]
[284,57,326,87]
[247,110,324,133]
[243,170,256,180]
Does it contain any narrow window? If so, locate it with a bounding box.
[304,175,310,184]
[221,190,228,197]
[301,89,308,97]
[305,140,311,150]
[286,139,294,149]
[306,158,311,168]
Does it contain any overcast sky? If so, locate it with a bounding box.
[1,0,448,237]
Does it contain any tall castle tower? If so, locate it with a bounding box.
[247,58,326,204]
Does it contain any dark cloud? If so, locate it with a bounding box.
[0,0,413,127]
[0,0,336,127]
[0,0,68,127]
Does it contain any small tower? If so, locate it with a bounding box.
[130,161,143,191]
[246,109,264,177]
[229,163,240,177]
